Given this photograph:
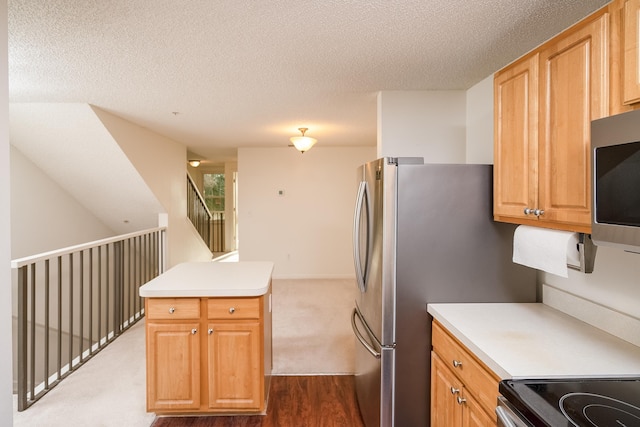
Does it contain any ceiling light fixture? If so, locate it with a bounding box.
[290,128,317,153]
[188,160,201,167]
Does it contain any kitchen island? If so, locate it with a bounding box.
[139,261,274,415]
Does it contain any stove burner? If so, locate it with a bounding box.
[560,393,640,427]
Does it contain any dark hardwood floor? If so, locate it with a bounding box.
[151,375,365,427]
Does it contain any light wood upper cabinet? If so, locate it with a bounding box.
[538,12,608,228]
[624,0,640,104]
[493,9,609,233]
[494,54,539,221]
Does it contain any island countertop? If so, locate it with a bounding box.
[427,303,640,380]
[139,261,274,297]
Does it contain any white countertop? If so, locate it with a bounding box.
[427,303,640,380]
[139,261,274,297]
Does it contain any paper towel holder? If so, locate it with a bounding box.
[568,233,597,273]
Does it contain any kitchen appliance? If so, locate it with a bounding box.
[497,378,640,426]
[350,158,537,427]
[591,109,640,252]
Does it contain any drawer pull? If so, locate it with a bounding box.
[168,307,175,314]
[208,328,213,335]
[450,387,460,395]
[191,328,197,335]
[229,307,236,314]
[457,396,467,405]
[452,360,463,368]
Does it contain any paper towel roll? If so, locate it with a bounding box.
[512,225,580,278]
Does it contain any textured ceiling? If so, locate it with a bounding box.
[8,0,610,163]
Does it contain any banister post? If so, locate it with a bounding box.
[17,265,28,411]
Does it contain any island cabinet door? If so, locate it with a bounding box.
[146,322,201,411]
[207,321,263,411]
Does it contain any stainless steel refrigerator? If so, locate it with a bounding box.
[350,158,537,427]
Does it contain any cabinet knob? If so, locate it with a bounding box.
[191,328,197,334]
[450,387,460,395]
[524,208,545,216]
[168,307,175,314]
[229,307,235,314]
[452,360,463,368]
[208,328,213,335]
[457,396,467,405]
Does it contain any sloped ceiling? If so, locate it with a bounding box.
[10,103,165,234]
[8,0,610,163]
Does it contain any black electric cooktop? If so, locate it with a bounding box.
[500,378,640,427]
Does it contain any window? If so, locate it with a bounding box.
[203,173,225,212]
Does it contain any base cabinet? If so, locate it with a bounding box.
[431,352,463,426]
[431,321,498,427]
[146,321,201,411]
[145,293,271,414]
[207,321,262,410]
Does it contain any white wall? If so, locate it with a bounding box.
[1,0,12,422]
[92,107,211,268]
[541,248,640,318]
[10,146,115,259]
[238,146,376,278]
[10,103,164,235]
[377,91,466,162]
[466,75,494,164]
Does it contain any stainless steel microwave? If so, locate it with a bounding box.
[591,109,640,252]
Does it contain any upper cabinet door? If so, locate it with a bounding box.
[624,0,640,104]
[538,11,609,229]
[494,54,539,221]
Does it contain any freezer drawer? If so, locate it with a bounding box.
[352,307,394,427]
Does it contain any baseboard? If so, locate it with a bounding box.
[271,274,355,280]
[542,283,640,347]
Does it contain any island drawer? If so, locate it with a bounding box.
[208,297,260,319]
[146,298,201,320]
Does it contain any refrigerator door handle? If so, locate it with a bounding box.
[351,308,381,359]
[353,181,369,292]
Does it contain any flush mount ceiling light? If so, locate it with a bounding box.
[290,128,317,153]
[188,160,201,167]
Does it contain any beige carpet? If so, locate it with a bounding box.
[271,278,356,375]
[12,278,356,426]
[12,320,155,427]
